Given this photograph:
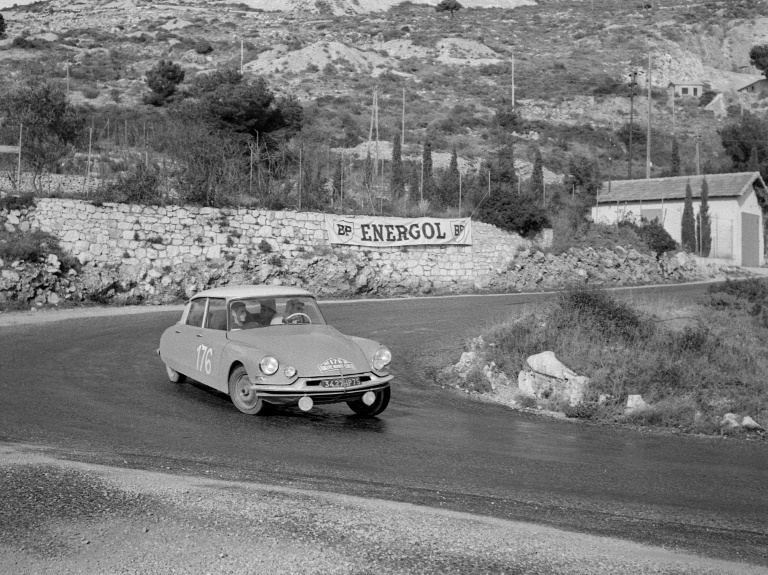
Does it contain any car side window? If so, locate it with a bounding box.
[205,298,227,330]
[186,299,206,327]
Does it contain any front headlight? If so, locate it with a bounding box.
[260,356,279,375]
[372,347,392,371]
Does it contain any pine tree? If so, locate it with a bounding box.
[681,180,696,252]
[421,139,438,203]
[491,137,517,199]
[671,137,681,176]
[0,14,6,38]
[531,146,544,198]
[390,131,404,198]
[699,176,711,256]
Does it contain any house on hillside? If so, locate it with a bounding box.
[669,80,704,98]
[737,76,768,95]
[591,172,766,267]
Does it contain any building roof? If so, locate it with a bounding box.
[736,76,767,91]
[192,285,313,300]
[668,80,704,86]
[596,172,765,204]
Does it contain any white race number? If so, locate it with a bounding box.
[196,344,213,375]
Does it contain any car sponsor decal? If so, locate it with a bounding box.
[318,357,355,373]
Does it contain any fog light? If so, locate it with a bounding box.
[362,391,376,406]
[298,396,313,412]
[284,365,297,378]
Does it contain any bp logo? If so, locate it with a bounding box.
[318,357,355,373]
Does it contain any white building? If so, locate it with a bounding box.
[592,172,766,267]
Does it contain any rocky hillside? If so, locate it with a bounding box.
[0,0,766,180]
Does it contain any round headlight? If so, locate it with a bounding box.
[259,356,279,375]
[284,365,297,378]
[372,347,392,371]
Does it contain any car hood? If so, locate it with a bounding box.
[226,325,372,376]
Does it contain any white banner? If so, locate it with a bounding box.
[326,216,471,247]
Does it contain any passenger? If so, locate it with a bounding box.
[229,301,255,330]
[254,298,277,326]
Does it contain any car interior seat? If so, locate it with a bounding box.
[207,310,228,330]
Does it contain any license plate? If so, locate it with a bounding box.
[321,377,359,388]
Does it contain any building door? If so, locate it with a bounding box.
[741,213,760,267]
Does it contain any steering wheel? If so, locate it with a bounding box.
[285,312,311,325]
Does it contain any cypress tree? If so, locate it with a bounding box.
[681,179,696,252]
[700,176,711,256]
[441,146,460,206]
[332,156,342,204]
[363,149,373,190]
[421,139,438,203]
[0,14,6,38]
[749,145,760,172]
[671,137,681,176]
[531,146,544,197]
[390,131,404,198]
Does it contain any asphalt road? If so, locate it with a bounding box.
[1,283,767,568]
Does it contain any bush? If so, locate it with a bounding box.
[93,164,163,205]
[477,192,549,238]
[194,40,213,54]
[82,87,100,99]
[0,228,77,270]
[0,193,35,212]
[556,287,650,343]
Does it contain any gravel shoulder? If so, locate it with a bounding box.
[1,443,766,575]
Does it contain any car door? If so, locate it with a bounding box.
[195,297,228,391]
[173,297,208,382]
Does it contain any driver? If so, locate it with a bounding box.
[283,298,308,324]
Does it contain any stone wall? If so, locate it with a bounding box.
[24,198,533,299]
[0,173,101,196]
[0,198,714,305]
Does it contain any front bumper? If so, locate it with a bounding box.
[251,373,393,406]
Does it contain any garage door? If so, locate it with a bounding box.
[741,213,761,267]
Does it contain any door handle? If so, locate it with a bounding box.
[196,334,203,338]
[174,330,181,334]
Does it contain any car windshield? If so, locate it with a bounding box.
[228,296,326,331]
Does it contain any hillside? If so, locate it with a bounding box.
[0,0,767,198]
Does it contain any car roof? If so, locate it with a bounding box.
[191,285,314,301]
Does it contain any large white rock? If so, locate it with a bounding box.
[740,416,764,431]
[526,351,576,380]
[517,370,587,407]
[721,413,741,429]
[625,394,648,413]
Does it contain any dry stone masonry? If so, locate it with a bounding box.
[0,197,711,305]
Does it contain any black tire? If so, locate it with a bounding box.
[228,365,268,415]
[347,387,390,417]
[166,365,186,384]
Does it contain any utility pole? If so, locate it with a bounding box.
[298,145,302,211]
[65,62,70,96]
[84,127,93,196]
[670,83,676,136]
[402,86,405,147]
[459,171,462,214]
[646,52,652,179]
[627,69,642,179]
[695,132,701,175]
[511,50,515,108]
[17,124,22,191]
[240,39,244,74]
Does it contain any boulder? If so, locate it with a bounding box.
[526,351,576,380]
[625,394,648,414]
[453,351,477,377]
[517,370,587,407]
[740,416,764,432]
[721,413,741,429]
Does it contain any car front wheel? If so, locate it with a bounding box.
[347,387,390,417]
[229,366,268,415]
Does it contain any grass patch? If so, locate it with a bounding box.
[473,285,768,434]
[0,228,78,271]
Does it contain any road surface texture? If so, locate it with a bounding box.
[1,284,767,573]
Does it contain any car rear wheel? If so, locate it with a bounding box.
[166,365,186,383]
[347,387,390,417]
[229,366,268,415]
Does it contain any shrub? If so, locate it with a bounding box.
[258,239,272,253]
[0,228,77,270]
[194,40,213,54]
[555,287,650,343]
[93,164,163,205]
[0,193,35,212]
[82,87,100,99]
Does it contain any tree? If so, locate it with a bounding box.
[567,154,602,198]
[197,78,303,145]
[0,14,6,38]
[390,131,404,198]
[1,80,85,189]
[332,156,343,205]
[720,113,768,181]
[421,139,438,203]
[435,0,463,17]
[144,60,185,106]
[699,177,711,256]
[531,146,544,199]
[670,137,681,176]
[749,44,768,78]
[440,147,460,206]
[681,180,696,252]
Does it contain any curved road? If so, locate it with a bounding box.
[1,284,767,567]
